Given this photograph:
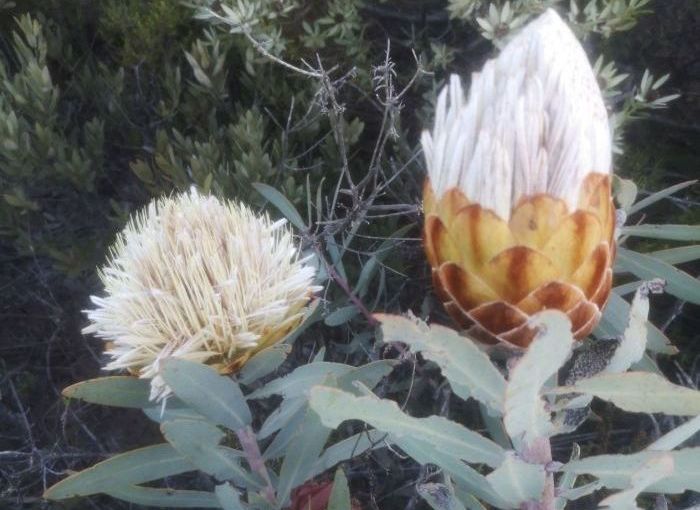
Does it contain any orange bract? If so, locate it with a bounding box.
[424,173,615,348]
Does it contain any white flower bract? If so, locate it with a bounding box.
[83,188,320,399]
[421,9,611,220]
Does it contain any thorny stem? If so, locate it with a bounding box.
[236,426,276,505]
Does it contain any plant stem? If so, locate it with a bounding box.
[236,425,276,505]
[520,437,556,510]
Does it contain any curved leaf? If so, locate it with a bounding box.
[106,485,221,508]
[44,444,194,500]
[62,376,151,408]
[161,358,251,431]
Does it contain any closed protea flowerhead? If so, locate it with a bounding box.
[83,188,321,399]
[421,9,615,348]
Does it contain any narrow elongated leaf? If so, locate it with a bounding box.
[143,400,205,424]
[259,397,307,440]
[253,182,306,230]
[616,248,700,304]
[335,360,397,394]
[277,406,331,506]
[215,483,248,510]
[247,362,352,400]
[606,282,656,373]
[485,454,545,507]
[328,468,352,510]
[324,305,359,326]
[649,245,700,265]
[106,485,221,508]
[161,359,251,431]
[161,419,259,487]
[598,456,674,510]
[628,180,697,215]
[553,372,700,415]
[309,386,505,468]
[648,415,700,451]
[555,444,581,510]
[238,344,291,386]
[62,376,151,408]
[44,444,194,499]
[504,311,574,443]
[595,292,677,355]
[562,448,700,493]
[418,480,467,510]
[621,224,700,241]
[376,314,506,414]
[261,403,307,460]
[309,430,388,480]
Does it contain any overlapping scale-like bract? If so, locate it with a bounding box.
[421,9,615,348]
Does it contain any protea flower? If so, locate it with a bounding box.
[83,188,320,399]
[421,9,614,348]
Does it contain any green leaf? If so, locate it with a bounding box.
[628,180,697,215]
[595,292,677,355]
[309,385,505,468]
[238,344,291,386]
[328,468,352,510]
[105,485,221,508]
[247,362,353,400]
[606,281,656,373]
[555,444,581,510]
[376,314,506,414]
[485,454,545,507]
[504,311,574,443]
[621,224,700,241]
[324,305,359,326]
[614,177,638,212]
[143,400,206,424]
[62,376,151,408]
[253,182,306,231]
[277,406,331,507]
[309,430,388,480]
[649,245,700,265]
[647,415,700,451]
[43,444,194,499]
[215,483,247,510]
[161,419,260,487]
[562,448,700,493]
[616,248,700,304]
[553,372,700,415]
[161,359,252,431]
[599,455,674,510]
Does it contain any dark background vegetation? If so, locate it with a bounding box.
[0,0,698,508]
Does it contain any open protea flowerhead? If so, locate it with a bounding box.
[421,9,615,348]
[84,188,320,399]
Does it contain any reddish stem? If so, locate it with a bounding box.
[236,425,276,505]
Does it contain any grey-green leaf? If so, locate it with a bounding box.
[248,362,353,400]
[485,454,545,508]
[309,385,505,468]
[328,468,352,510]
[504,310,574,443]
[628,180,696,215]
[562,448,700,493]
[276,406,331,507]
[553,372,700,415]
[161,419,260,487]
[253,182,306,231]
[376,313,506,414]
[595,292,677,355]
[239,344,291,386]
[106,485,221,508]
[215,483,248,510]
[621,224,700,241]
[161,358,251,431]
[43,444,194,499]
[62,376,151,408]
[616,248,700,304]
[418,481,467,510]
